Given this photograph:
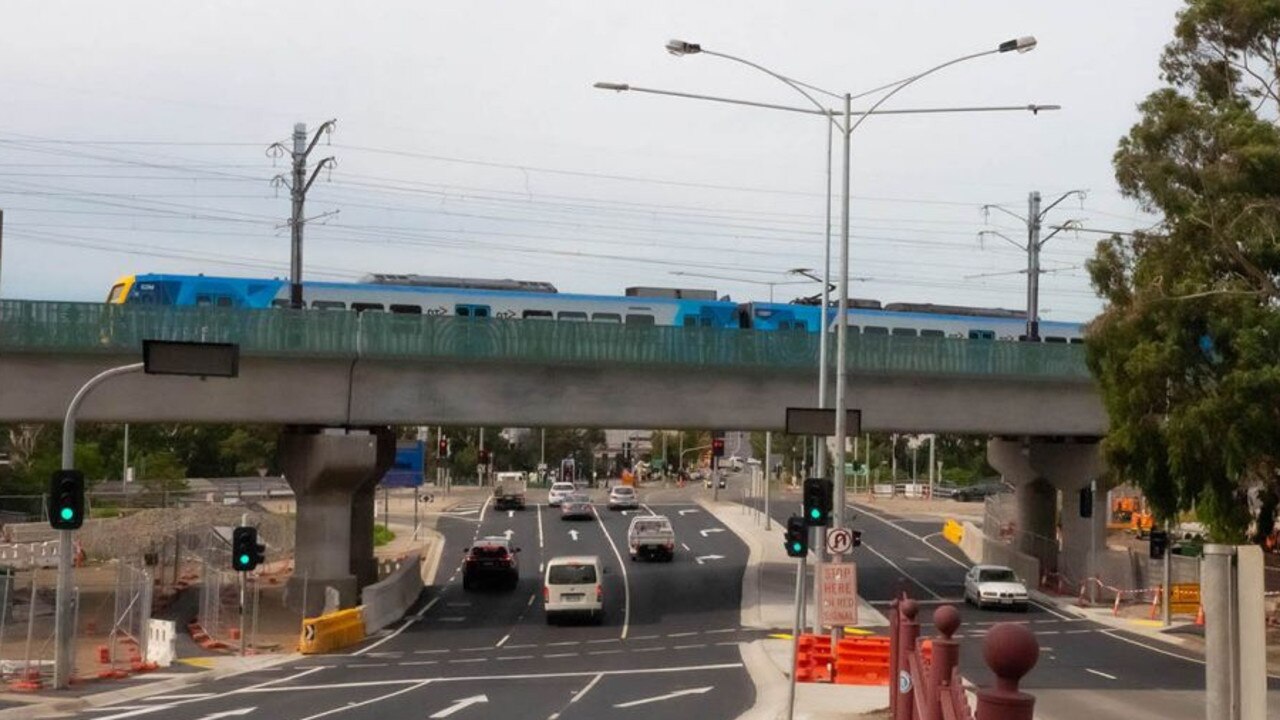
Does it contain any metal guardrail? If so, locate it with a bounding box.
[0,300,1091,379]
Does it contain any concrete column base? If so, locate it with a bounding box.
[281,427,393,615]
[351,428,396,591]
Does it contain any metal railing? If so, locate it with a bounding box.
[0,300,1090,379]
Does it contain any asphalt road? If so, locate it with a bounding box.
[84,483,761,720]
[756,486,1279,720]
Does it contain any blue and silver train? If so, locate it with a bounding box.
[107,272,1084,343]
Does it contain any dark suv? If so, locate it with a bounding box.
[952,481,1013,502]
[462,537,521,591]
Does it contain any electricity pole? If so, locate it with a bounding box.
[269,121,337,310]
[979,189,1085,340]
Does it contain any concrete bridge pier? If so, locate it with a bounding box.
[351,427,397,590]
[281,427,395,616]
[1028,441,1104,586]
[987,439,1057,574]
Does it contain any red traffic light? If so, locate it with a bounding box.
[438,438,449,458]
[712,438,725,458]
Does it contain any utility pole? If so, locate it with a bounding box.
[979,189,1085,340]
[268,121,337,310]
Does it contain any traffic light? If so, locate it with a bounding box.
[231,526,265,572]
[478,449,491,466]
[851,530,862,547]
[1149,529,1168,560]
[438,437,449,459]
[48,469,85,530]
[784,516,808,558]
[1080,486,1093,518]
[711,436,725,458]
[803,477,833,527]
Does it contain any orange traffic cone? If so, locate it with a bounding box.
[1196,605,1205,626]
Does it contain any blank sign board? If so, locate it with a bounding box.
[785,408,862,437]
[143,340,239,378]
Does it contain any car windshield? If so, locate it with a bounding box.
[979,569,1017,582]
[548,564,597,584]
[633,520,670,533]
[552,484,575,492]
[567,495,590,503]
[613,487,635,495]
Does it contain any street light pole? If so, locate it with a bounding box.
[56,362,144,688]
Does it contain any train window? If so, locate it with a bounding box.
[390,304,421,315]
[920,329,945,338]
[107,284,125,303]
[1045,336,1067,343]
[522,310,553,320]
[215,296,233,307]
[557,311,588,322]
[352,302,384,313]
[968,330,996,340]
[891,328,918,337]
[271,299,290,308]
[195,294,213,306]
[312,301,345,310]
[592,313,622,323]
[625,314,655,326]
[683,317,698,327]
[863,326,889,335]
[455,304,491,318]
[1068,338,1083,344]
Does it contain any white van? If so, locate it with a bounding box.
[544,555,603,625]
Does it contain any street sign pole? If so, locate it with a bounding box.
[786,552,806,720]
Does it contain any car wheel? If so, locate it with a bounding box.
[956,492,969,502]
[462,576,473,592]
[546,613,557,626]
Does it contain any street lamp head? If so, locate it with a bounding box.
[665,39,702,56]
[998,36,1037,53]
[593,82,631,91]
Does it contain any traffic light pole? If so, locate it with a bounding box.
[56,362,144,689]
[786,552,807,720]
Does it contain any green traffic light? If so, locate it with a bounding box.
[809,508,820,519]
[238,554,250,566]
[59,507,74,521]
[791,542,802,552]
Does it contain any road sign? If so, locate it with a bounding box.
[819,561,858,627]
[785,407,862,436]
[826,528,854,555]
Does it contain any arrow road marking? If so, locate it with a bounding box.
[614,687,713,708]
[699,528,725,538]
[678,509,700,516]
[429,694,489,718]
[569,529,580,541]
[507,510,514,518]
[504,529,514,540]
[694,555,724,565]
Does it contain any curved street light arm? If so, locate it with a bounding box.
[700,49,843,131]
[848,49,998,136]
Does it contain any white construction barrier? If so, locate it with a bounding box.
[146,619,176,667]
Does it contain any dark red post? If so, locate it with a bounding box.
[888,596,901,715]
[928,605,961,720]
[975,623,1039,720]
[894,599,920,720]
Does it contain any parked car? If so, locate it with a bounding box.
[607,485,639,510]
[704,471,727,489]
[952,481,1012,502]
[547,482,576,507]
[462,536,521,591]
[963,564,1029,611]
[931,481,959,498]
[560,494,594,520]
[544,555,604,624]
[627,515,676,562]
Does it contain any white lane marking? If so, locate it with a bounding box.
[1086,668,1117,680]
[544,652,578,658]
[614,686,714,709]
[449,658,486,664]
[667,632,696,638]
[547,640,579,646]
[350,662,388,668]
[478,496,492,524]
[634,647,664,652]
[495,634,510,648]
[497,655,534,661]
[507,643,536,649]
[290,678,431,720]
[428,694,488,719]
[569,529,580,542]
[538,503,545,549]
[240,663,746,692]
[681,543,691,552]
[847,503,968,569]
[438,616,467,622]
[861,543,943,600]
[353,594,442,655]
[588,649,623,656]
[906,557,930,562]
[460,647,491,652]
[674,644,707,650]
[695,555,724,564]
[527,593,537,607]
[641,503,657,516]
[508,510,515,519]
[678,509,700,516]
[401,660,438,666]
[568,673,604,705]
[594,508,632,640]
[539,562,544,573]
[586,638,618,644]
[143,694,213,702]
[699,528,725,538]
[631,634,659,640]
[705,628,736,634]
[88,710,168,720]
[415,649,449,654]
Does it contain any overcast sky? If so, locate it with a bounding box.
[0,1,1181,320]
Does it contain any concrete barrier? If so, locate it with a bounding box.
[361,551,424,633]
[299,607,366,655]
[959,521,983,564]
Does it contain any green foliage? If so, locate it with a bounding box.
[373,524,395,547]
[1088,0,1280,541]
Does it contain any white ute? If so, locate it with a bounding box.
[627,515,676,562]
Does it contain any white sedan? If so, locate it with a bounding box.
[963,565,1029,611]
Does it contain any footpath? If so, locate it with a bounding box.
[699,498,890,720]
[0,487,474,720]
